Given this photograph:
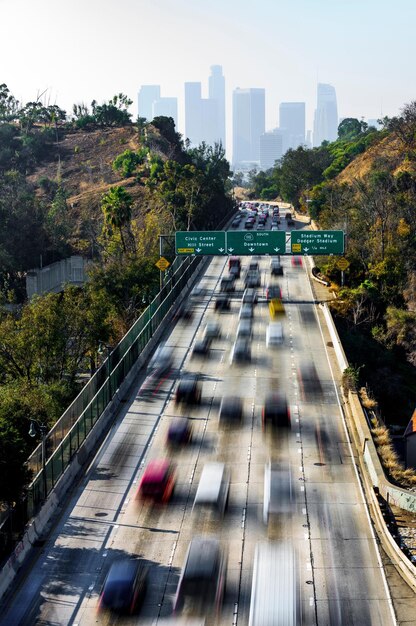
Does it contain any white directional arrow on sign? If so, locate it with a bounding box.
[219,248,224,252]
[274,247,280,252]
[249,247,255,252]
[228,248,234,252]
[196,248,201,252]
[304,247,309,252]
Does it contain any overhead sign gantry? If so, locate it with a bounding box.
[175,230,345,256]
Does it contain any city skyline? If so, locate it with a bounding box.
[2,0,415,157]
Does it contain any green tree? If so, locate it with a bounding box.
[338,118,365,139]
[0,83,20,123]
[101,186,133,252]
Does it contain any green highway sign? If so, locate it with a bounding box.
[226,230,286,255]
[175,231,226,255]
[290,230,344,255]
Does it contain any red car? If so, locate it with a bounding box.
[291,256,303,267]
[137,460,176,502]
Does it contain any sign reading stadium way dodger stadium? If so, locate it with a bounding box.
[290,230,344,255]
[175,231,285,256]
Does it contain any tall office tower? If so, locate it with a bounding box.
[260,130,283,170]
[201,98,219,146]
[138,85,161,121]
[185,82,203,146]
[208,65,226,147]
[313,83,338,147]
[232,88,265,169]
[279,102,305,153]
[152,97,178,128]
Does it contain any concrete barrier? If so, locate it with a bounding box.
[321,299,416,590]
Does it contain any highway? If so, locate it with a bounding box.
[0,210,397,625]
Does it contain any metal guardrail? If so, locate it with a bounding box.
[23,208,236,516]
[25,254,197,513]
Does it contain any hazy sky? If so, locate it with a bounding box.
[2,0,416,155]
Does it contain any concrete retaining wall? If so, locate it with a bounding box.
[320,299,416,590]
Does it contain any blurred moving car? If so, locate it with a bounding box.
[242,287,258,305]
[193,462,230,517]
[174,537,227,614]
[239,303,253,319]
[244,270,261,288]
[265,285,282,301]
[263,462,293,524]
[298,362,323,401]
[191,337,211,358]
[190,285,206,299]
[291,256,303,267]
[98,559,148,614]
[230,338,251,364]
[219,396,243,423]
[167,418,192,446]
[214,294,231,311]
[248,542,299,626]
[175,302,194,321]
[175,373,202,405]
[228,256,241,278]
[138,460,176,502]
[203,321,221,340]
[220,276,235,292]
[236,319,252,339]
[266,322,284,347]
[146,345,174,390]
[270,258,284,276]
[262,392,290,429]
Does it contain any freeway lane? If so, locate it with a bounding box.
[0,216,397,625]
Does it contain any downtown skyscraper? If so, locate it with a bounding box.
[279,102,305,152]
[208,65,226,148]
[184,66,226,148]
[232,88,265,169]
[313,83,338,147]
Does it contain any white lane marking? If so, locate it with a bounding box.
[306,562,312,571]
[168,541,177,567]
[241,507,246,529]
[301,485,305,491]
[302,507,307,515]
[310,597,314,606]
[304,534,309,540]
[233,602,239,626]
[298,448,302,453]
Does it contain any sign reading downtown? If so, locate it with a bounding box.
[226,230,285,255]
[290,230,344,255]
[175,230,285,256]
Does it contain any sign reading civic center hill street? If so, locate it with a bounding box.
[226,230,286,255]
[290,230,344,255]
[175,231,226,255]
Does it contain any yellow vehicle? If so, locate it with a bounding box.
[269,298,285,319]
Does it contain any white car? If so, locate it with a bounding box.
[266,322,284,347]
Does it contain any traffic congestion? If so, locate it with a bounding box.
[0,204,396,626]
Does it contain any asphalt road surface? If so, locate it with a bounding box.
[0,212,397,626]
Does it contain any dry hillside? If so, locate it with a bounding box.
[336,133,414,185]
[27,126,147,227]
